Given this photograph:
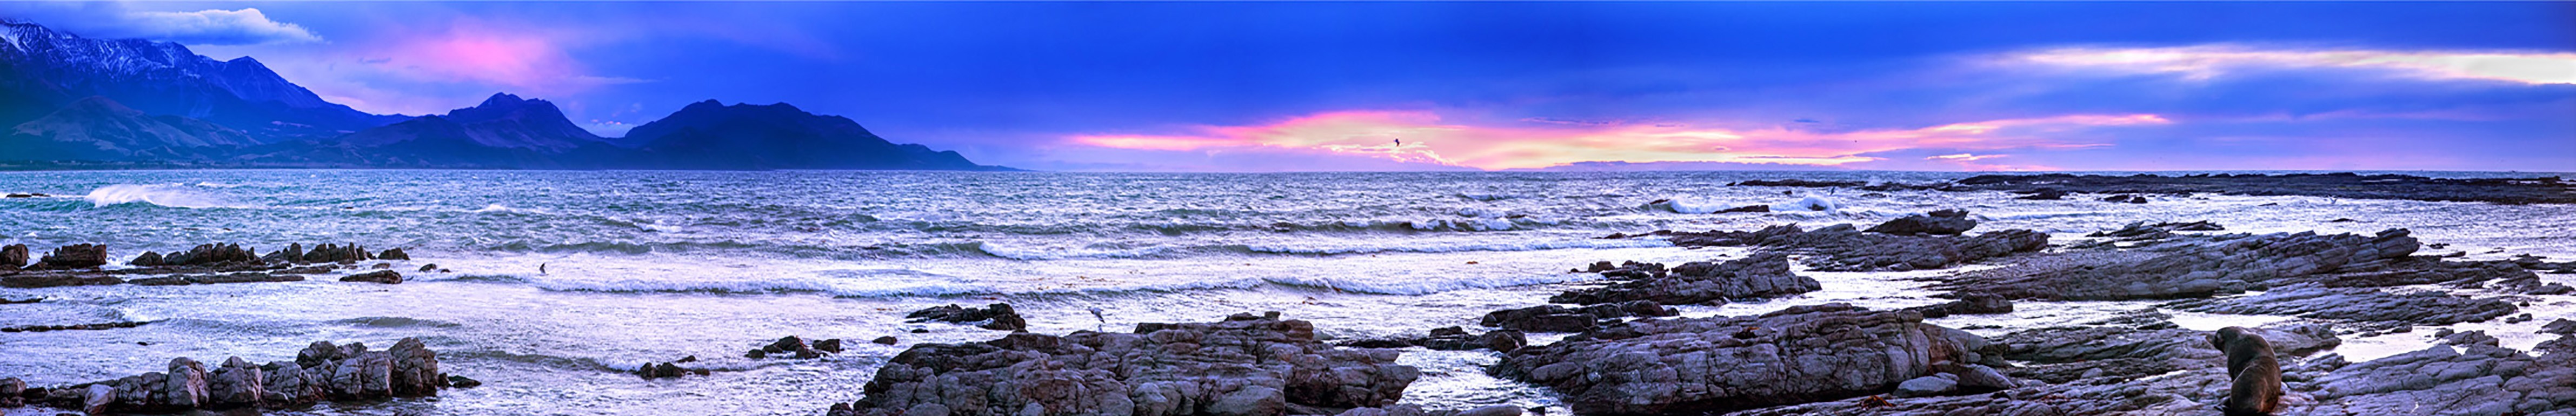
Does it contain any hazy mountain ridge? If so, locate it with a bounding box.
[0,21,1007,171]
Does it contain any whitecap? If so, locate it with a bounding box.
[84,184,247,209]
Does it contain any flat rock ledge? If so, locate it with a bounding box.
[826,312,1420,416]
[1489,304,2018,415]
[1723,311,2575,416]
[2,338,452,415]
[1938,228,2553,301]
[1606,223,2047,272]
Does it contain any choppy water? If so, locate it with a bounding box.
[3,170,2573,415]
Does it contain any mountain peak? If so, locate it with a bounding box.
[480,92,529,108]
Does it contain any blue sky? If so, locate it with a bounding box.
[6,1,2572,172]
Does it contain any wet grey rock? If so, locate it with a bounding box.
[2101,194,2149,204]
[207,357,263,407]
[376,248,409,260]
[904,303,1029,332]
[1864,209,1976,236]
[302,243,372,264]
[31,244,107,270]
[1480,301,1676,332]
[827,312,1419,416]
[748,336,829,359]
[0,243,26,269]
[0,272,122,288]
[1893,373,1960,398]
[2164,284,2519,332]
[261,243,304,264]
[0,377,21,407]
[158,243,259,266]
[130,251,164,267]
[1550,253,1819,305]
[871,336,898,345]
[340,270,402,284]
[1941,229,2551,302]
[1490,304,2015,415]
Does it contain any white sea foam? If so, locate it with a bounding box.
[1665,198,1738,214]
[1770,195,1841,212]
[973,241,1172,260]
[471,204,523,213]
[1264,272,1596,296]
[84,184,245,209]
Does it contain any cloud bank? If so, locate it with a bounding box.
[1,2,320,45]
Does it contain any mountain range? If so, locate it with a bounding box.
[0,21,1006,171]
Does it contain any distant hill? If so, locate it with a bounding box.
[1,96,256,160]
[0,21,1007,171]
[621,100,997,170]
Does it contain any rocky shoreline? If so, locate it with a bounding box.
[1,338,467,414]
[6,210,2575,415]
[1,241,426,289]
[1735,172,2576,204]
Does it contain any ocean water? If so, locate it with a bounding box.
[2,170,2572,415]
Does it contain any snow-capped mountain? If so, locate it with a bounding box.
[0,21,401,142]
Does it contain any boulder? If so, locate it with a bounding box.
[340,270,403,284]
[827,312,1419,416]
[159,243,259,266]
[130,251,164,267]
[904,303,1029,332]
[377,248,410,260]
[1550,253,1819,305]
[31,244,108,269]
[206,357,264,407]
[1864,209,1977,236]
[1490,304,2013,415]
[1,243,26,269]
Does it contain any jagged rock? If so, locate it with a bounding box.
[31,244,108,269]
[815,338,845,353]
[205,357,263,407]
[1480,301,1676,332]
[340,270,402,284]
[904,303,1028,332]
[827,312,1418,416]
[159,243,259,266]
[302,243,371,264]
[387,338,442,397]
[747,336,832,359]
[1490,304,2013,415]
[2300,340,2575,415]
[1,243,27,269]
[261,243,304,264]
[1864,209,1977,236]
[376,248,409,260]
[1550,253,1819,305]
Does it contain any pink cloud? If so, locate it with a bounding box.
[373,22,644,94]
[1069,111,2168,171]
